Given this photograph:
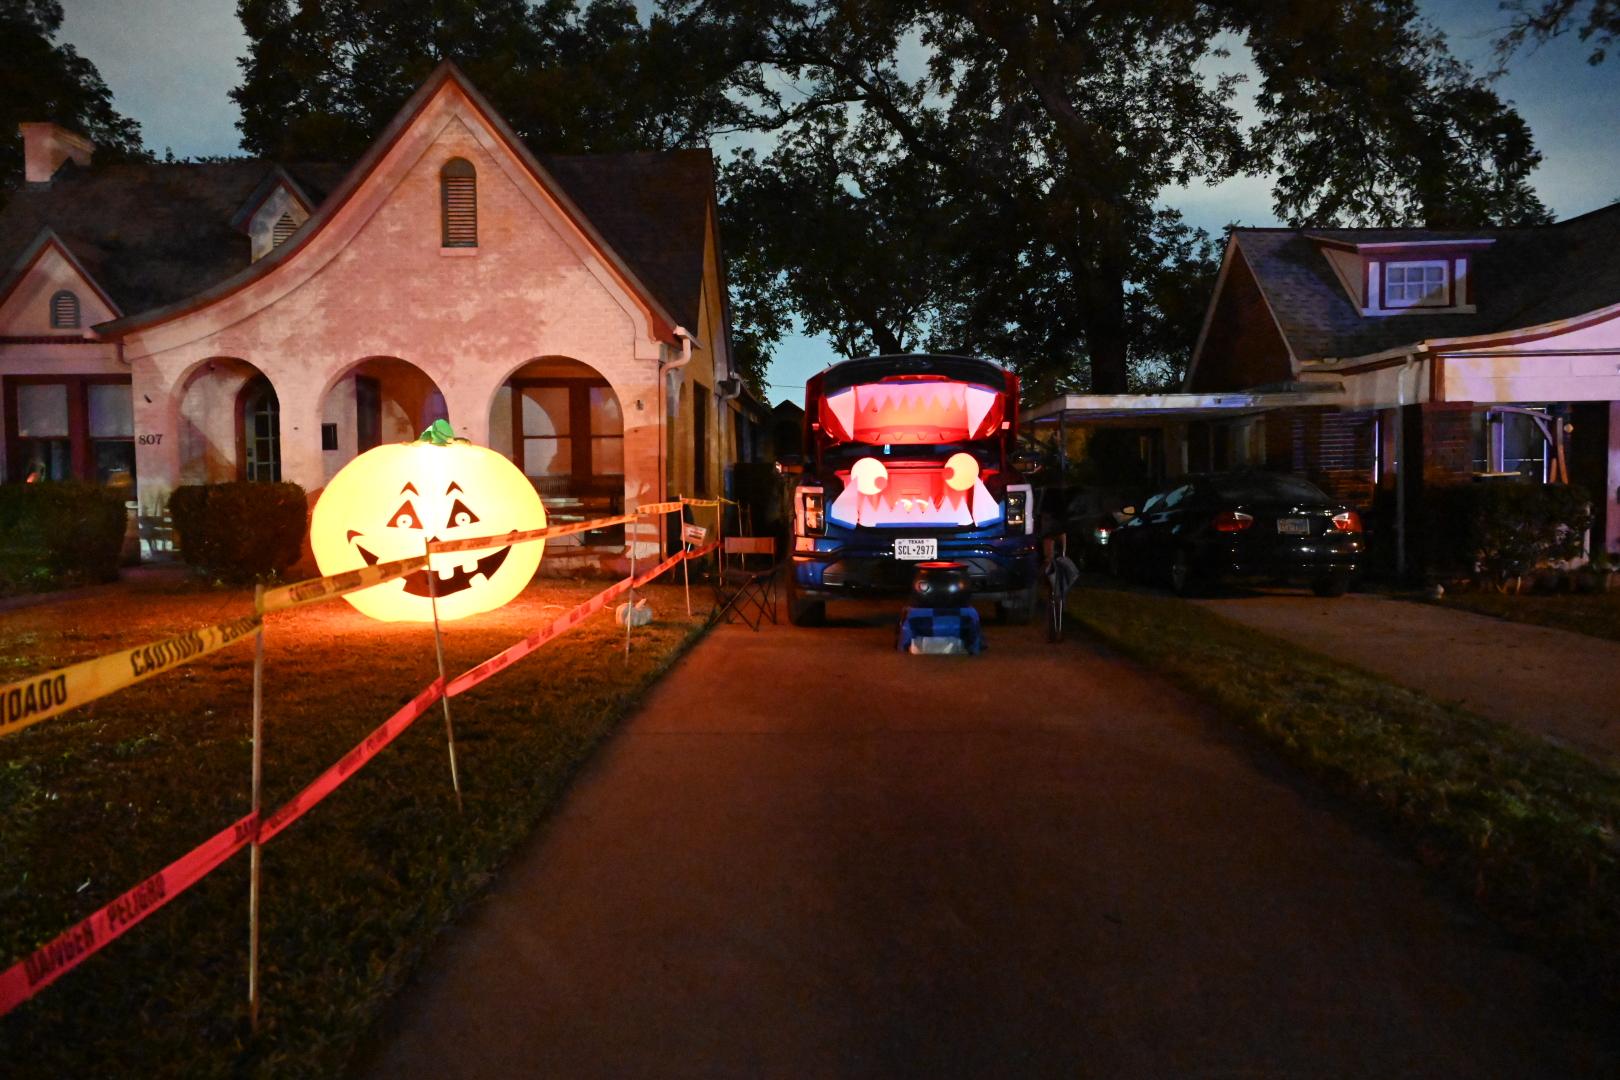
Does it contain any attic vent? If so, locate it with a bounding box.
[272,211,298,248]
[50,290,80,329]
[440,158,477,248]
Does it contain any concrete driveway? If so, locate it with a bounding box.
[1192,590,1620,764]
[359,602,1615,1078]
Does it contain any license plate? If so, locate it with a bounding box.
[895,538,938,560]
[1277,517,1310,535]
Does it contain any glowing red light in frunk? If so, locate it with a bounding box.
[1331,510,1362,533]
[819,378,1003,444]
[1212,511,1254,532]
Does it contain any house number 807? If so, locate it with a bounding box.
[138,434,163,445]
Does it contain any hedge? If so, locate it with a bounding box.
[0,483,128,594]
[1423,481,1592,583]
[168,482,307,583]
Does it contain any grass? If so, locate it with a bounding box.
[1426,586,1620,645]
[1069,580,1620,1000]
[0,574,708,1077]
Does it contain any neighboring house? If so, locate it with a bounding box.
[1029,205,1620,567]
[0,61,764,570]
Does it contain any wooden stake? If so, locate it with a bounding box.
[424,540,463,812]
[247,585,265,1033]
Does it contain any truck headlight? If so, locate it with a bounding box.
[801,490,824,535]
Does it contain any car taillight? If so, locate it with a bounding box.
[1212,511,1253,533]
[801,490,824,535]
[1093,525,1112,545]
[1331,510,1362,533]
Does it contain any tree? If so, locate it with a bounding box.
[684,0,1549,393]
[232,0,750,159]
[1497,0,1620,65]
[0,0,145,197]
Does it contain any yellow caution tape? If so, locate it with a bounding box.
[0,613,262,741]
[635,500,686,516]
[258,555,429,614]
[427,515,636,556]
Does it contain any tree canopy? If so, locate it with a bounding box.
[0,0,145,198]
[228,0,1551,397]
[1497,0,1620,65]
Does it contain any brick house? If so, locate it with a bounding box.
[1029,206,1620,569]
[0,62,763,570]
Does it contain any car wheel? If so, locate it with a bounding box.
[997,585,1038,624]
[1311,572,1350,598]
[1169,548,1197,597]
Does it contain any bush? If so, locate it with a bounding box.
[1423,481,1592,584]
[168,482,307,583]
[0,483,129,594]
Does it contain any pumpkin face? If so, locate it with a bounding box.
[310,431,546,622]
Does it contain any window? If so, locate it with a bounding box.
[510,377,625,543]
[272,211,297,248]
[50,290,80,329]
[440,158,477,247]
[1383,261,1448,308]
[240,376,281,482]
[5,377,133,485]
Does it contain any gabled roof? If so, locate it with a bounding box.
[0,227,124,318]
[0,62,716,342]
[1226,202,1620,361]
[227,165,318,233]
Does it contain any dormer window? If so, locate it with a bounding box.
[441,158,477,248]
[1383,261,1448,308]
[50,290,80,329]
[272,211,298,248]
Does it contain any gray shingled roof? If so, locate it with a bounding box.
[1236,202,1620,361]
[0,148,714,331]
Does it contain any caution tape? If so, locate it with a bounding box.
[0,613,262,742]
[447,579,634,697]
[258,679,445,844]
[684,540,719,561]
[633,500,683,516]
[0,811,258,1017]
[632,548,687,590]
[426,514,636,556]
[258,556,429,614]
[681,496,738,508]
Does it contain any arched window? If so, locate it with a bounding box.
[50,290,80,329]
[440,158,477,247]
[272,211,297,248]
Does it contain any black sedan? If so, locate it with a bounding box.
[1108,471,1365,597]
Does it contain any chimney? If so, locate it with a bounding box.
[19,123,95,184]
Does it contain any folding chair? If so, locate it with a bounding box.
[712,535,779,629]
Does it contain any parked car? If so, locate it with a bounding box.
[1059,487,1147,571]
[1108,471,1365,596]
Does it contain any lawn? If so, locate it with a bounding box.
[0,573,708,1077]
[1069,581,1620,1002]
[1428,586,1620,645]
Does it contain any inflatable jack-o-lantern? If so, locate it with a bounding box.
[310,421,546,622]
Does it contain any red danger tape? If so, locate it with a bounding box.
[447,578,633,697]
[258,679,445,844]
[0,811,258,1018]
[632,548,687,589]
[684,541,719,561]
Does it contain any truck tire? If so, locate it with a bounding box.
[789,595,825,626]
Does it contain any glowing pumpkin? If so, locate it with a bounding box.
[310,421,546,622]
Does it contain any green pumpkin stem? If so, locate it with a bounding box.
[417,419,464,446]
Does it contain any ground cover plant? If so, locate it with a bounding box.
[1070,582,1620,1001]
[0,482,129,596]
[1428,588,1620,646]
[0,574,707,1077]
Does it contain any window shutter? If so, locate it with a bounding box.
[441,159,478,247]
[50,290,80,329]
[272,211,297,247]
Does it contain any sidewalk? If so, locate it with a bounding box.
[1193,591,1620,763]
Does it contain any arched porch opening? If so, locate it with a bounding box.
[178,357,280,484]
[489,357,625,549]
[318,357,449,483]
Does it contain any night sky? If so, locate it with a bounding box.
[57,0,1620,404]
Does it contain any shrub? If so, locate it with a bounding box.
[169,482,307,583]
[1423,481,1592,584]
[0,482,129,593]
